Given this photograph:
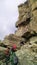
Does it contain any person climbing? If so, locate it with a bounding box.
[10,44,18,65]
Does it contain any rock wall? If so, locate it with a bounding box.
[0,0,37,65]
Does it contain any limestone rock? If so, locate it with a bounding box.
[0,0,37,65]
[16,1,30,27]
[3,34,25,48]
[0,47,7,52]
[15,25,29,37]
[15,44,37,65]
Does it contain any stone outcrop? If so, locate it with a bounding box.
[16,1,30,27]
[3,34,25,48]
[0,0,37,65]
[15,0,37,40]
[16,44,37,65]
[15,1,30,39]
[15,0,37,65]
[28,0,37,33]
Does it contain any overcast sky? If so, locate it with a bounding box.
[0,0,26,40]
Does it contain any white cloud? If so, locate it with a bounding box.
[0,0,26,40]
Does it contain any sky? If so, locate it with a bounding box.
[0,0,26,40]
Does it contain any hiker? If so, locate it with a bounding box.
[10,44,18,65]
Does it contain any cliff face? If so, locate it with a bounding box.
[28,0,37,33]
[15,1,30,38]
[15,0,37,65]
[16,1,30,27]
[15,0,37,38]
[0,0,37,65]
